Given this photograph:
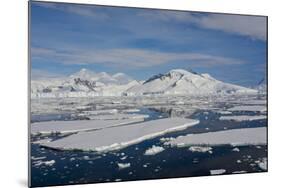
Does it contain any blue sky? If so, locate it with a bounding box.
[30,1,267,86]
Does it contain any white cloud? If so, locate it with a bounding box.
[197,14,267,41]
[138,11,267,41]
[31,47,245,68]
[34,2,109,19]
[34,2,266,41]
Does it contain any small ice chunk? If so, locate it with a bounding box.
[70,157,75,161]
[31,156,46,161]
[189,146,212,153]
[232,147,240,152]
[232,171,247,174]
[144,145,165,156]
[160,137,175,142]
[34,160,55,167]
[258,158,267,170]
[117,163,131,170]
[210,169,226,175]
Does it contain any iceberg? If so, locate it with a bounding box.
[31,118,144,135]
[41,118,199,152]
[165,127,267,147]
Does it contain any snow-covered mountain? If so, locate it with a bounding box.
[69,68,133,85]
[125,69,257,96]
[31,68,257,98]
[31,69,138,98]
[254,78,267,94]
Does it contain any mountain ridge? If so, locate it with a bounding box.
[31,68,257,98]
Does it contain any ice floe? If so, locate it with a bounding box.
[232,147,240,152]
[117,163,131,169]
[144,145,165,155]
[210,169,226,175]
[232,171,247,174]
[79,109,118,115]
[216,110,232,115]
[31,156,47,161]
[32,138,52,144]
[219,115,266,122]
[189,146,212,153]
[160,137,175,142]
[41,118,199,152]
[31,118,144,135]
[257,158,267,170]
[86,113,149,120]
[33,160,56,167]
[122,109,140,113]
[165,127,267,147]
[227,105,266,112]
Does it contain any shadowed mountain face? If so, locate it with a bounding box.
[31,68,257,98]
[125,69,257,96]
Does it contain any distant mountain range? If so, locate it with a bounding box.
[31,68,258,98]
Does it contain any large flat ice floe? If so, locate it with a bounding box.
[86,113,149,120]
[165,127,267,147]
[227,105,267,112]
[31,118,144,135]
[41,118,199,152]
[219,115,267,122]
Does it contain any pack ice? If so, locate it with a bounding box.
[41,118,199,152]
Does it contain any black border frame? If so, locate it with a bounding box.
[28,1,268,187]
